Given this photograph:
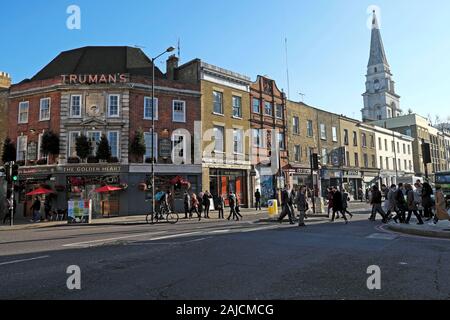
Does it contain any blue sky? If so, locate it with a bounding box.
[1,0,449,121]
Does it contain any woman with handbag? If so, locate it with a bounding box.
[432,185,450,224]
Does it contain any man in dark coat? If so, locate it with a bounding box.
[278,185,295,224]
[254,189,262,211]
[332,187,348,223]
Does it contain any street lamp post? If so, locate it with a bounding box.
[150,47,175,214]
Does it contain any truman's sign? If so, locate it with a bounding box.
[62,73,129,85]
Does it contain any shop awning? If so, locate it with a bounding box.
[95,185,122,193]
[26,187,55,196]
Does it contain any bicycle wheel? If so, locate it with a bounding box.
[146,213,157,225]
[166,212,179,224]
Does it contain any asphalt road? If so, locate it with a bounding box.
[0,203,449,300]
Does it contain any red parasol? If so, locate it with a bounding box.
[26,187,55,196]
[95,185,122,193]
[170,176,190,186]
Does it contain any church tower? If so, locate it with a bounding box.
[361,11,401,122]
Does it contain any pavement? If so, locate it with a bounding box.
[386,220,450,239]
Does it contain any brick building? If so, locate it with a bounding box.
[0,71,11,162]
[249,76,287,205]
[6,46,201,218]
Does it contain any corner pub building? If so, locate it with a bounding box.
[7,46,202,218]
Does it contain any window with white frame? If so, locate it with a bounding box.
[70,95,82,118]
[233,129,243,154]
[172,134,186,162]
[252,98,260,114]
[294,145,301,162]
[18,102,29,124]
[68,131,80,158]
[144,132,158,161]
[144,97,158,120]
[108,94,120,117]
[307,120,313,137]
[361,133,367,147]
[332,126,338,142]
[278,132,285,150]
[87,131,101,156]
[275,104,283,119]
[232,96,242,118]
[17,135,27,161]
[320,124,327,140]
[322,148,328,165]
[363,154,368,167]
[408,145,411,154]
[107,131,120,158]
[252,129,264,148]
[264,102,272,116]
[39,98,50,121]
[172,100,186,122]
[214,126,224,152]
[213,91,223,114]
[293,117,299,135]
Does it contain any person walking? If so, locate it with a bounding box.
[369,185,388,223]
[216,194,224,219]
[414,182,424,217]
[393,183,407,223]
[44,195,52,221]
[432,185,450,224]
[332,187,348,223]
[341,189,353,219]
[406,184,424,225]
[198,191,204,217]
[227,192,239,221]
[183,191,191,219]
[385,184,398,220]
[3,194,12,225]
[254,189,262,211]
[422,182,434,221]
[296,185,308,227]
[327,188,334,218]
[235,196,243,220]
[202,191,212,218]
[278,185,295,224]
[30,196,41,223]
[190,193,201,221]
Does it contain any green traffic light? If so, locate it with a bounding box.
[13,176,18,181]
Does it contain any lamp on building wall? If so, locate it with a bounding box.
[150,46,175,214]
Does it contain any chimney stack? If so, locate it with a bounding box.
[166,55,179,81]
[0,71,11,89]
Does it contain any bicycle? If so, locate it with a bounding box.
[146,204,179,225]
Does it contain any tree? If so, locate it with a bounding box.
[41,131,60,157]
[130,129,146,161]
[75,134,92,161]
[96,134,111,161]
[2,137,16,163]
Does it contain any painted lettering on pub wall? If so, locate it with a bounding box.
[62,74,129,85]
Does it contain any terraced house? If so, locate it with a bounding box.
[177,60,252,207]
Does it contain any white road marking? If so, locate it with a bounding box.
[209,229,231,234]
[367,233,398,240]
[150,232,202,241]
[239,225,280,233]
[0,255,49,266]
[63,231,168,247]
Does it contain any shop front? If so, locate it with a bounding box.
[285,166,313,190]
[362,169,381,190]
[209,169,248,207]
[342,170,363,201]
[320,168,343,197]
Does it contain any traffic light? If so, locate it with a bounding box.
[422,143,431,164]
[11,164,19,182]
[311,153,320,170]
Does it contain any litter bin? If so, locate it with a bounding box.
[268,199,278,218]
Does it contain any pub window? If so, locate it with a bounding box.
[144,132,158,162]
[172,100,186,123]
[107,131,120,158]
[144,97,158,120]
[108,94,120,117]
[70,95,82,118]
[68,131,80,158]
[18,101,29,124]
[16,135,28,161]
[39,98,51,121]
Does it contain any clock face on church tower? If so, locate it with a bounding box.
[374,80,381,90]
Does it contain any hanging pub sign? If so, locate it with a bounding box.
[61,73,129,85]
